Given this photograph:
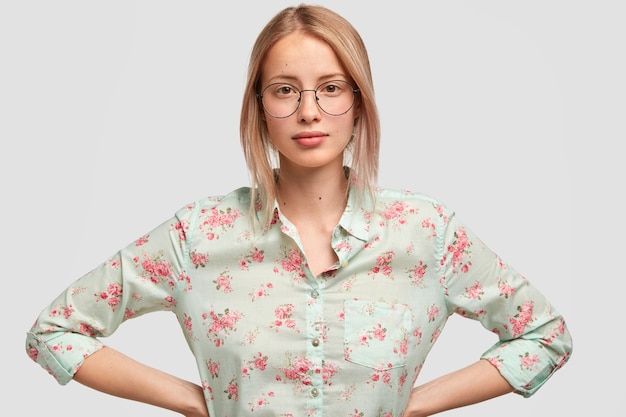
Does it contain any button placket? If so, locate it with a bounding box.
[306,281,324,407]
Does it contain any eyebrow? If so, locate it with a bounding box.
[265,73,349,85]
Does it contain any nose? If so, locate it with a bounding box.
[297,89,321,122]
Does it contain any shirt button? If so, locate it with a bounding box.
[311,388,319,397]
[311,289,319,298]
[312,338,320,347]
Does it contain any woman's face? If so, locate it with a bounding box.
[260,32,358,173]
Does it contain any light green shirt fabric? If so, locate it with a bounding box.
[26,186,572,416]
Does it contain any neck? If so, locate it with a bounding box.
[275,163,349,224]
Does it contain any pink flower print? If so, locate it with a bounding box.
[248,392,272,412]
[431,328,441,343]
[242,328,260,345]
[124,307,137,320]
[205,308,244,347]
[154,260,171,277]
[426,304,440,322]
[509,301,535,337]
[173,220,189,241]
[239,247,265,270]
[398,370,408,392]
[321,361,338,383]
[396,339,409,356]
[336,240,352,253]
[225,377,239,401]
[213,271,233,293]
[191,249,208,268]
[137,253,173,284]
[78,322,96,337]
[107,283,122,297]
[407,261,428,286]
[275,304,294,319]
[135,234,149,246]
[498,279,515,298]
[519,352,539,371]
[337,309,345,321]
[181,312,193,333]
[487,356,503,369]
[142,257,156,274]
[412,327,423,347]
[382,371,392,384]
[339,384,356,401]
[206,358,220,378]
[421,218,437,237]
[94,283,123,311]
[251,247,265,262]
[382,201,413,228]
[270,304,299,332]
[249,282,273,301]
[372,323,387,341]
[27,346,39,362]
[464,281,484,300]
[254,353,268,371]
[201,380,214,401]
[200,206,242,240]
[276,247,306,282]
[162,295,176,308]
[242,352,269,378]
[282,355,312,383]
[369,251,395,279]
[367,363,394,388]
[434,204,448,223]
[444,227,473,273]
[177,271,192,292]
[63,305,73,319]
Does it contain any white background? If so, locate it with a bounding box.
[1,0,623,415]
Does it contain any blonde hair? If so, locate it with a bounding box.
[240,4,380,228]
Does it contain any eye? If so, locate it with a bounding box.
[272,84,298,98]
[319,81,345,96]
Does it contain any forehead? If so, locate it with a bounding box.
[261,32,346,84]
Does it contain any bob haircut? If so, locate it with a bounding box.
[240,4,380,229]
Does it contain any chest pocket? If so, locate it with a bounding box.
[344,299,412,369]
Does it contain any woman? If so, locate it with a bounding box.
[26,5,572,416]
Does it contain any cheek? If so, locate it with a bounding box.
[264,118,290,144]
[264,118,278,136]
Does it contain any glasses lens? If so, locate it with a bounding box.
[260,80,357,118]
[260,83,300,118]
[316,80,356,116]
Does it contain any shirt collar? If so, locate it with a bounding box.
[338,185,370,241]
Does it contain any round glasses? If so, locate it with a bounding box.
[258,80,360,118]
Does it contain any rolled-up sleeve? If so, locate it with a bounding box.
[439,211,573,397]
[25,211,191,385]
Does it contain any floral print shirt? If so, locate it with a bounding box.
[26,186,572,417]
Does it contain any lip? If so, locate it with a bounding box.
[292,131,328,147]
[292,131,328,139]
